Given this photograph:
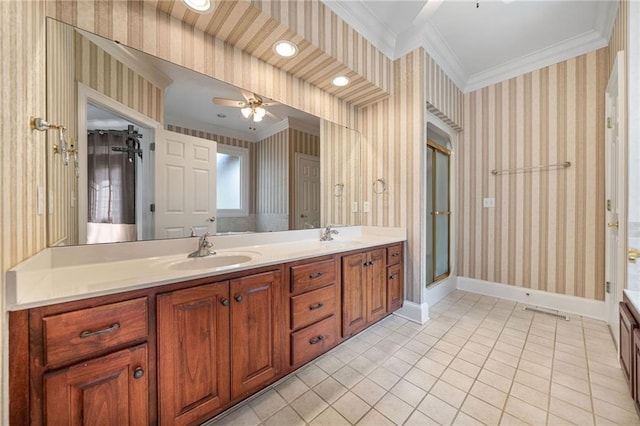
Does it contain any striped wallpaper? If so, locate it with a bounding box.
[457,48,608,300]
[288,127,320,228]
[609,0,627,73]
[47,19,78,246]
[256,129,289,231]
[427,55,464,131]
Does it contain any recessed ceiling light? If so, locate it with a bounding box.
[273,40,298,58]
[332,76,350,87]
[183,0,211,12]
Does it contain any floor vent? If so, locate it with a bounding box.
[523,306,570,321]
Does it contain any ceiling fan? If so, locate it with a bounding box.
[212,90,280,123]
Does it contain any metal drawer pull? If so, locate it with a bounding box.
[389,274,397,280]
[392,253,400,257]
[309,302,324,311]
[309,335,325,345]
[309,272,324,279]
[133,367,144,379]
[79,323,120,339]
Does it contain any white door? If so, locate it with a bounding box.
[155,130,217,238]
[605,51,626,343]
[295,154,321,229]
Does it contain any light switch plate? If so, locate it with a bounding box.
[351,202,358,213]
[363,201,370,212]
[483,197,495,208]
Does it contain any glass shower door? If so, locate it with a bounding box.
[426,141,450,285]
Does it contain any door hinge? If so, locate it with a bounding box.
[606,281,611,294]
[150,203,155,212]
[607,117,612,129]
[607,199,612,212]
[150,142,156,151]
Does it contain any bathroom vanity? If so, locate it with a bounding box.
[7,227,405,425]
[620,290,640,413]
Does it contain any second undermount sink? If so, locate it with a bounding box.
[167,252,257,271]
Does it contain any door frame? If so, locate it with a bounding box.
[604,51,627,343]
[77,83,160,244]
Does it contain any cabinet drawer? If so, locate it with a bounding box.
[291,285,336,331]
[291,315,337,366]
[387,244,403,266]
[291,259,336,294]
[43,297,148,366]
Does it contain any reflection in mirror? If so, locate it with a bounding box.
[46,18,361,246]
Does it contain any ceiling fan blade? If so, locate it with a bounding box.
[265,109,282,121]
[261,100,280,107]
[212,97,246,107]
[239,89,255,103]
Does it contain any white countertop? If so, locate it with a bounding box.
[5,226,406,311]
[624,289,640,314]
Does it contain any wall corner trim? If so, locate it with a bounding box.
[393,301,430,324]
[457,277,607,321]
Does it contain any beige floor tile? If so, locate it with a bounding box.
[484,358,517,380]
[356,409,395,426]
[362,346,393,364]
[469,380,508,409]
[505,395,548,425]
[417,394,458,425]
[554,349,588,368]
[477,369,513,393]
[520,348,553,368]
[425,349,455,367]
[313,377,347,404]
[332,391,371,424]
[526,335,555,349]
[461,394,503,424]
[476,327,501,339]
[552,371,590,395]
[453,411,486,425]
[368,366,401,390]
[414,331,441,347]
[374,392,414,425]
[499,412,531,426]
[381,355,413,376]
[404,410,440,426]
[494,341,524,357]
[275,376,310,403]
[349,356,378,376]
[394,347,422,365]
[550,382,592,412]
[263,406,306,426]
[309,407,350,426]
[457,348,489,367]
[470,332,498,347]
[547,412,578,426]
[549,397,594,426]
[590,382,636,412]
[416,356,448,377]
[490,348,521,368]
[509,382,549,411]
[592,398,640,425]
[297,365,329,388]
[450,357,482,378]
[211,405,261,426]
[390,379,427,407]
[595,415,623,426]
[404,366,438,392]
[430,379,467,408]
[498,334,527,349]
[315,354,345,374]
[464,341,494,356]
[332,365,365,389]
[514,369,550,393]
[249,389,287,421]
[351,378,387,406]
[434,339,463,357]
[331,345,359,364]
[441,367,475,392]
[290,390,328,423]
[589,370,631,393]
[405,339,433,355]
[552,358,589,380]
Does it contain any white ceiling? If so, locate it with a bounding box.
[323,0,618,92]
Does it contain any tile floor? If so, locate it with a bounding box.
[208,290,640,425]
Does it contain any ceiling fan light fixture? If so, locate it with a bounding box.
[254,106,266,119]
[273,40,298,58]
[241,107,252,118]
[253,115,263,123]
[183,0,212,12]
[332,76,350,87]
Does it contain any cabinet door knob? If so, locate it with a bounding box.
[221,298,230,306]
[389,274,397,280]
[234,294,243,302]
[309,335,325,345]
[133,367,144,380]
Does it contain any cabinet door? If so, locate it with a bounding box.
[44,344,148,425]
[620,303,636,390]
[634,329,640,404]
[157,283,230,426]
[387,263,404,312]
[230,270,282,399]
[342,253,367,337]
[366,249,387,323]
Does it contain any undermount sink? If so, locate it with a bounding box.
[167,252,256,271]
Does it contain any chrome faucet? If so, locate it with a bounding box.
[320,225,339,241]
[188,232,216,257]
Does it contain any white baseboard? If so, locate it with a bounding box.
[457,277,607,321]
[394,301,430,324]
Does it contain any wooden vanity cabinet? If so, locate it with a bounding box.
[620,301,637,392]
[386,244,404,312]
[342,247,390,337]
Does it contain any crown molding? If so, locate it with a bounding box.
[464,29,608,93]
[594,0,619,42]
[166,116,258,143]
[321,1,397,59]
[255,118,290,141]
[77,29,173,91]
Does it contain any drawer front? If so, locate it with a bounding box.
[291,285,336,331]
[387,244,403,266]
[43,297,148,366]
[291,259,336,294]
[291,315,337,366]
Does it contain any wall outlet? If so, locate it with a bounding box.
[363,201,370,213]
[483,197,495,208]
[351,202,358,213]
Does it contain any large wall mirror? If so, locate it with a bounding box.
[46,18,362,246]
